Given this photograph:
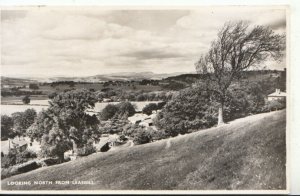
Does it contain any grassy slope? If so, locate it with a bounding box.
[1,110,286,190]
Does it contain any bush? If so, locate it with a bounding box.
[147,127,167,141]
[100,102,136,120]
[76,145,96,156]
[16,150,37,164]
[154,87,218,137]
[1,153,16,168]
[157,101,166,110]
[1,115,15,140]
[133,128,152,145]
[38,157,61,167]
[29,83,39,90]
[17,161,40,173]
[262,99,286,112]
[100,104,119,120]
[1,150,37,168]
[142,103,157,115]
[116,102,136,117]
[122,123,140,137]
[119,134,128,142]
[22,95,30,104]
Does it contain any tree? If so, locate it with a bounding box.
[11,109,37,138]
[1,115,15,140]
[116,102,136,118]
[154,86,218,137]
[27,89,100,162]
[133,128,152,145]
[195,21,285,125]
[142,103,157,115]
[22,95,30,104]
[157,101,166,110]
[100,104,118,121]
[29,83,39,90]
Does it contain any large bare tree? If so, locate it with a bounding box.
[195,21,285,125]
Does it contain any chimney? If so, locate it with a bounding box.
[276,89,281,94]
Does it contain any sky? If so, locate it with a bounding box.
[1,6,286,77]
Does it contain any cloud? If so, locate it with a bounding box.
[122,49,184,60]
[269,18,286,31]
[1,7,287,77]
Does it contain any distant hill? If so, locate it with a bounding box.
[1,110,286,190]
[1,76,38,86]
[1,72,191,84]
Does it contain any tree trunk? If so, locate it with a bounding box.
[71,139,78,155]
[218,104,224,125]
[58,152,64,163]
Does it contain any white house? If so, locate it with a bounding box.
[1,136,41,156]
[267,89,286,101]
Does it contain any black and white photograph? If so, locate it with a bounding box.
[0,5,290,193]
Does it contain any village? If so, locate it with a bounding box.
[1,85,286,174]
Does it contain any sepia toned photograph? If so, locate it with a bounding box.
[0,6,288,193]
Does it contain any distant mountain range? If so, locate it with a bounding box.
[1,71,193,84]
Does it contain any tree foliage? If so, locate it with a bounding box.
[100,104,119,121]
[100,102,135,121]
[195,21,285,124]
[154,86,218,137]
[11,109,37,137]
[27,89,99,161]
[1,115,14,140]
[142,103,157,115]
[22,95,30,104]
[154,79,274,137]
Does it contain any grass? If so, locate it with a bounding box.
[1,110,286,190]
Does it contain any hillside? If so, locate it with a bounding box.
[1,110,286,190]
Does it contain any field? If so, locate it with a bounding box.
[1,101,161,116]
[1,110,286,190]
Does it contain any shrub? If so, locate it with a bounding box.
[122,123,139,138]
[15,150,37,164]
[22,95,30,104]
[133,128,152,145]
[157,101,167,110]
[116,102,136,117]
[100,104,118,120]
[38,157,61,166]
[142,103,157,115]
[147,127,167,141]
[262,99,286,112]
[1,153,16,168]
[137,94,146,101]
[119,134,128,142]
[154,87,218,137]
[1,115,15,140]
[29,83,39,90]
[17,161,40,173]
[76,145,96,156]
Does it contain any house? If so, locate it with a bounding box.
[93,134,120,152]
[1,136,41,157]
[139,118,153,127]
[267,89,286,101]
[1,138,28,155]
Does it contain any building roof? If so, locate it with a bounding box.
[268,91,287,97]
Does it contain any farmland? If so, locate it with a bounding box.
[1,100,161,116]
